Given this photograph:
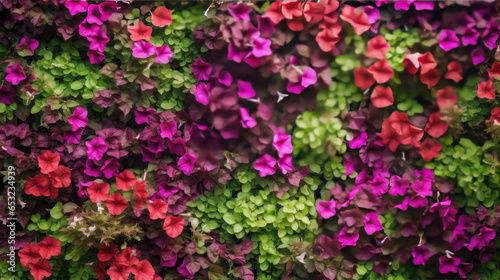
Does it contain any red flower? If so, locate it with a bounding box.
[316,22,341,52]
[402,53,420,74]
[420,68,441,89]
[339,5,370,35]
[131,260,156,280]
[115,170,137,191]
[25,174,50,197]
[105,193,129,215]
[303,2,324,23]
[366,35,390,59]
[97,243,118,262]
[445,62,463,83]
[380,111,423,152]
[367,59,394,84]
[133,180,149,208]
[489,107,500,123]
[417,52,437,74]
[424,112,448,138]
[266,1,285,24]
[163,216,185,238]
[477,80,497,100]
[419,138,442,161]
[436,86,457,110]
[107,263,132,280]
[151,6,172,27]
[94,261,111,280]
[37,236,61,259]
[19,244,41,267]
[370,85,394,108]
[115,247,139,267]
[28,259,52,280]
[48,186,59,200]
[147,199,169,220]
[354,66,375,90]
[487,62,500,79]
[128,22,152,41]
[87,181,110,203]
[48,166,71,188]
[37,151,60,174]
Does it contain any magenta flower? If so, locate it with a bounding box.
[132,40,155,59]
[395,196,410,211]
[178,153,197,175]
[86,137,108,160]
[467,227,496,251]
[87,26,109,52]
[277,155,293,174]
[98,1,119,22]
[412,245,434,265]
[160,121,177,140]
[482,21,499,50]
[67,107,89,131]
[134,107,156,124]
[191,58,212,81]
[167,138,186,155]
[194,82,210,105]
[250,37,272,58]
[87,49,105,64]
[63,0,88,15]
[370,175,389,196]
[64,129,83,145]
[218,71,232,86]
[471,47,485,65]
[349,132,367,149]
[316,200,337,219]
[273,132,293,157]
[177,258,195,279]
[155,45,173,64]
[287,66,317,94]
[458,263,473,279]
[389,175,409,196]
[413,1,434,10]
[394,1,411,10]
[338,227,359,246]
[100,158,120,179]
[409,195,428,208]
[439,256,460,274]
[364,6,380,24]
[5,63,26,85]
[79,20,94,37]
[85,159,103,178]
[438,30,460,51]
[227,2,252,21]
[363,212,382,235]
[253,154,276,177]
[0,85,16,105]
[16,36,39,56]
[86,4,103,25]
[239,108,257,128]
[461,27,479,46]
[237,80,255,99]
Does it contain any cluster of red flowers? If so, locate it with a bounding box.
[479,62,500,125]
[18,236,61,280]
[95,245,162,280]
[25,151,71,199]
[127,6,172,42]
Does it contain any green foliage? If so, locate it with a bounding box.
[352,261,434,280]
[381,27,420,73]
[457,76,492,126]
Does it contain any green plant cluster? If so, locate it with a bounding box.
[187,165,319,279]
[457,76,494,126]
[352,261,433,280]
[381,27,419,73]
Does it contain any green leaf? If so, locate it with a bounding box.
[234,223,243,233]
[50,202,64,220]
[223,213,236,225]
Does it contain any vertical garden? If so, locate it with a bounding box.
[1,0,500,279]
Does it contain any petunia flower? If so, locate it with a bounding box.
[67,107,88,132]
[367,59,394,84]
[115,247,139,267]
[28,259,52,280]
[163,216,185,238]
[349,131,367,149]
[87,27,109,53]
[87,49,105,64]
[438,30,460,51]
[177,258,195,279]
[155,45,173,64]
[107,263,131,280]
[134,107,156,125]
[490,107,500,124]
[340,5,370,35]
[436,86,457,110]
[128,21,152,41]
[86,137,108,160]
[287,66,317,94]
[461,27,479,46]
[239,107,257,128]
[338,227,360,246]
[439,256,460,274]
[100,158,120,179]
[37,236,61,259]
[273,133,293,157]
[62,1,88,15]
[86,4,103,25]
[477,80,496,100]
[418,52,437,75]
[468,227,496,251]
[237,80,256,98]
[487,62,500,79]
[370,85,393,108]
[38,151,60,174]
[48,166,71,189]
[253,154,277,177]
[87,181,110,203]
[194,82,210,105]
[25,174,50,197]
[191,58,212,81]
[366,35,390,59]
[218,71,232,86]
[250,36,272,58]
[115,170,137,191]
[277,155,293,174]
[178,153,197,175]
[5,63,26,85]
[148,199,169,220]
[105,193,129,215]
[151,6,172,27]
[402,53,421,74]
[16,36,39,56]
[316,200,337,219]
[160,121,177,140]
[471,47,485,65]
[481,21,499,50]
[132,40,155,59]
[363,212,383,235]
[354,66,375,89]
[131,260,156,280]
[97,243,118,262]
[445,62,463,83]
[228,2,252,21]
[412,245,434,265]
[0,85,16,105]
[19,244,41,268]
[424,112,448,138]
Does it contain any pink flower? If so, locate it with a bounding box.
[438,30,460,51]
[194,82,210,105]
[438,256,460,274]
[87,27,109,53]
[132,40,155,59]
[16,36,39,56]
[471,47,485,65]
[64,129,83,145]
[239,108,257,128]
[86,4,103,25]
[100,158,120,179]
[363,212,382,235]
[316,200,337,219]
[87,50,105,64]
[467,227,496,251]
[86,137,108,160]
[178,153,197,175]
[277,155,293,174]
[389,175,409,196]
[253,154,276,177]
[338,227,359,246]
[191,58,212,81]
[287,66,317,94]
[5,63,26,85]
[62,0,88,15]
[250,36,272,58]
[272,132,293,157]
[0,85,16,105]
[412,245,434,265]
[67,107,89,131]
[134,107,156,124]
[462,27,479,46]
[160,121,176,140]
[237,80,255,99]
[155,45,173,64]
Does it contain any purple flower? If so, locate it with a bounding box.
[349,132,367,149]
[100,158,120,179]
[0,85,16,105]
[273,132,293,157]
[218,71,232,86]
[253,154,276,177]
[79,20,94,37]
[177,258,195,279]
[167,138,186,155]
[239,108,257,128]
[191,58,212,81]
[468,227,496,251]
[16,36,39,56]
[237,80,256,99]
[132,40,155,58]
[287,66,317,94]
[389,175,409,196]
[458,263,473,279]
[482,21,499,50]
[77,181,92,199]
[250,36,272,58]
[98,1,119,22]
[86,4,103,25]
[394,1,411,10]
[439,256,460,274]
[85,159,103,177]
[63,0,88,15]
[370,175,389,196]
[67,107,89,131]
[412,245,434,265]
[461,27,479,46]
[413,1,434,10]
[160,121,177,140]
[277,155,293,174]
[64,129,83,145]
[195,82,210,105]
[316,200,337,219]
[155,45,173,64]
[228,42,247,63]
[87,49,105,64]
[87,26,109,53]
[438,30,460,51]
[338,227,359,246]
[363,212,382,235]
[409,195,428,208]
[178,153,197,175]
[364,6,380,24]
[471,47,485,65]
[134,107,156,124]
[5,63,26,85]
[228,2,252,21]
[395,196,410,211]
[86,137,108,160]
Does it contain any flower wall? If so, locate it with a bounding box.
[1,1,500,280]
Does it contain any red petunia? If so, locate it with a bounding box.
[367,59,394,84]
[366,35,390,59]
[87,181,110,203]
[487,62,500,79]
[48,186,59,200]
[25,174,50,197]
[151,6,172,27]
[128,22,152,41]
[105,193,129,215]
[354,66,375,90]
[38,151,60,174]
[477,80,497,100]
[163,216,185,238]
[436,86,457,110]
[131,260,156,280]
[419,138,442,161]
[147,199,169,220]
[489,107,500,123]
[420,68,441,89]
[281,2,304,31]
[445,62,463,83]
[19,244,41,267]
[94,261,111,280]
[417,52,437,74]
[316,22,341,52]
[37,236,61,259]
[107,263,132,280]
[424,112,448,138]
[115,247,139,267]
[97,243,119,262]
[380,111,423,152]
[266,1,285,24]
[115,170,137,191]
[402,53,420,74]
[28,259,52,280]
[370,85,394,108]
[48,166,71,189]
[133,180,149,208]
[339,5,370,35]
[303,1,325,23]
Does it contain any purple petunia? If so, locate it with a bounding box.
[67,107,89,132]
[5,63,26,85]
[272,132,293,157]
[438,255,460,274]
[178,153,197,175]
[239,107,257,128]
[467,227,496,251]
[363,212,383,235]
[101,157,120,179]
[250,36,272,58]
[155,45,173,64]
[349,131,368,149]
[471,47,485,65]
[64,129,83,145]
[389,175,409,196]
[160,121,177,140]
[191,58,212,81]
[287,66,317,94]
[461,27,479,46]
[194,82,210,105]
[16,36,39,56]
[438,30,460,51]
[132,40,156,59]
[87,49,105,64]
[277,155,293,174]
[0,85,16,105]
[134,107,156,124]
[316,200,337,219]
[412,245,434,265]
[253,154,276,177]
[237,80,256,99]
[86,137,108,160]
[87,26,109,53]
[62,0,88,15]
[338,227,359,247]
[227,2,253,21]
